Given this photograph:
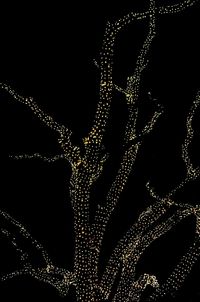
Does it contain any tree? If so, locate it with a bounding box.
[0,0,200,301]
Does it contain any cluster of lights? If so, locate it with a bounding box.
[0,0,200,301]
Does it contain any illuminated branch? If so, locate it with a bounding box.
[1,266,75,297]
[125,1,156,106]
[126,274,159,302]
[100,202,200,301]
[94,59,127,96]
[91,0,161,260]
[166,91,200,199]
[145,180,166,203]
[0,83,66,134]
[0,83,81,168]
[0,209,51,265]
[117,0,198,30]
[71,3,162,300]
[149,230,200,301]
[0,209,75,296]
[99,199,174,299]
[9,153,66,163]
[113,205,199,302]
[158,0,198,15]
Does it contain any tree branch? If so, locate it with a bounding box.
[92,0,161,253]
[100,202,200,301]
[149,235,200,301]
[113,205,197,301]
[0,209,52,266]
[0,83,66,134]
[99,199,174,300]
[0,83,82,168]
[9,153,66,163]
[1,265,76,297]
[0,209,75,296]
[166,91,200,199]
[117,0,198,31]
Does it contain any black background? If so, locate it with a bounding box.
[0,1,200,301]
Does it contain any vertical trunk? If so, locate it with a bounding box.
[72,181,99,302]
[74,225,98,301]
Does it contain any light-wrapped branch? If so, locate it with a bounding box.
[0,209,51,265]
[126,1,156,105]
[0,209,75,296]
[99,199,174,300]
[182,91,200,178]
[123,0,158,146]
[1,265,75,297]
[93,59,127,96]
[158,0,198,15]
[92,0,161,242]
[9,153,66,163]
[100,202,200,301]
[149,234,200,301]
[0,83,66,134]
[166,91,200,198]
[0,83,82,168]
[84,1,160,151]
[117,0,198,31]
[113,204,199,302]
[125,274,159,302]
